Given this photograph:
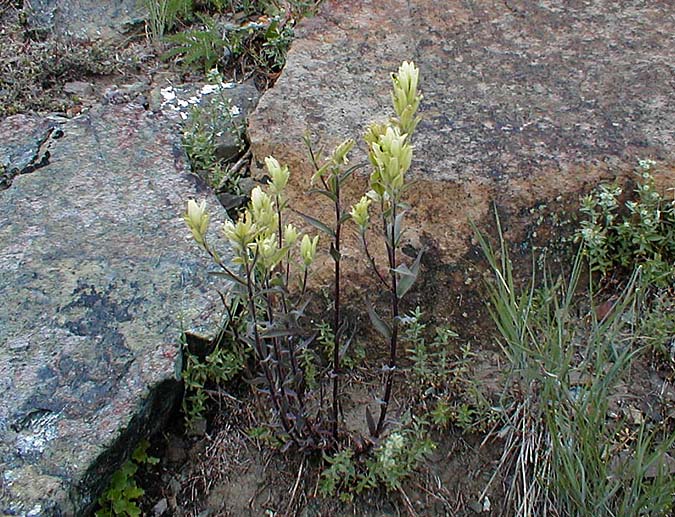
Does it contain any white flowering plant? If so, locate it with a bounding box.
[183,62,429,460]
[185,159,324,447]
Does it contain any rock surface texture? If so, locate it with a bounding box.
[249,0,675,272]
[25,0,143,41]
[0,105,228,515]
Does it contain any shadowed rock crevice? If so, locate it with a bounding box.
[0,118,64,191]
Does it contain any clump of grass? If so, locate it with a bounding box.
[143,0,194,43]
[476,214,675,516]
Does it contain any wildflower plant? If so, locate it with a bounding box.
[185,162,324,448]
[358,61,424,436]
[183,61,424,451]
[303,135,359,440]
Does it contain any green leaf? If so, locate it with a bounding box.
[329,243,341,263]
[338,212,352,225]
[131,440,149,463]
[393,211,406,247]
[307,188,338,203]
[112,497,136,515]
[260,327,296,338]
[208,270,247,287]
[123,485,144,500]
[395,250,423,298]
[365,406,377,436]
[295,210,335,237]
[367,303,391,340]
[338,163,365,186]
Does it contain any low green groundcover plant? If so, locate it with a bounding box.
[577,159,675,285]
[95,439,159,517]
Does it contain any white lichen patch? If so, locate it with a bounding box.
[15,411,60,456]
[160,81,239,118]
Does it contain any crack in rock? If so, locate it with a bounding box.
[1,125,63,191]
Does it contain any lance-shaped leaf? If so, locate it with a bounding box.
[329,243,341,263]
[208,270,247,286]
[367,302,391,340]
[260,326,297,339]
[394,249,423,298]
[338,211,352,225]
[393,210,406,247]
[338,163,365,186]
[339,334,354,361]
[307,188,338,203]
[295,210,335,237]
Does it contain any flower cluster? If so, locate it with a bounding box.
[184,199,209,247]
[185,157,319,274]
[391,61,422,136]
[310,138,355,185]
[350,196,372,232]
[377,432,406,470]
[365,125,412,201]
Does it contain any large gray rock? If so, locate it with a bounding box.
[0,105,229,515]
[25,0,144,41]
[248,0,675,278]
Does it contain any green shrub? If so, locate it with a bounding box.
[577,159,675,285]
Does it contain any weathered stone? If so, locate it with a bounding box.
[0,115,62,190]
[154,80,261,166]
[248,0,675,282]
[0,105,231,515]
[25,0,144,42]
[63,81,95,98]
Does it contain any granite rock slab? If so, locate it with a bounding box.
[248,0,675,273]
[0,105,230,515]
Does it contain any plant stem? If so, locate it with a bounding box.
[361,233,390,289]
[264,276,290,406]
[331,176,341,441]
[376,202,399,436]
[245,260,296,443]
[275,195,303,404]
